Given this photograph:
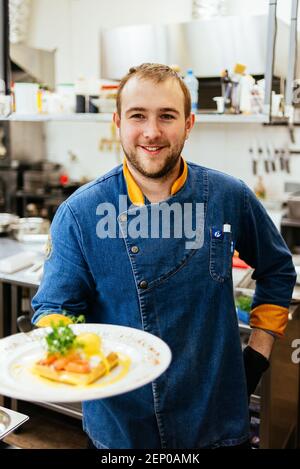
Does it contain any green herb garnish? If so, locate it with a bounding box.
[45,321,76,356]
[44,314,86,356]
[235,295,252,313]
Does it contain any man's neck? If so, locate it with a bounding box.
[126,159,182,203]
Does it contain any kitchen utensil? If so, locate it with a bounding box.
[17,315,37,333]
[0,409,11,434]
[0,406,29,440]
[287,195,300,219]
[249,146,257,175]
[10,217,50,242]
[0,213,19,234]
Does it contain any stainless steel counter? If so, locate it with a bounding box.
[0,237,44,287]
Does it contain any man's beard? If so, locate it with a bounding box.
[122,141,185,179]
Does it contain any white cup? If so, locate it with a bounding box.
[213,96,225,113]
[14,83,39,114]
[271,93,283,116]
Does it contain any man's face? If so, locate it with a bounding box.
[114,77,194,179]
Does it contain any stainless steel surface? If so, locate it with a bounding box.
[37,402,82,420]
[264,1,277,116]
[10,217,50,242]
[0,0,9,94]
[101,15,289,80]
[0,212,19,233]
[285,0,299,116]
[0,409,10,433]
[10,43,56,90]
[0,405,29,439]
[235,268,300,448]
[17,314,36,333]
[287,195,300,219]
[260,304,300,448]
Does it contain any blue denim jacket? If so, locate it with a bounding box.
[32,162,296,449]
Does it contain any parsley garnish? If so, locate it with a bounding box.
[44,314,86,356]
[45,322,76,356]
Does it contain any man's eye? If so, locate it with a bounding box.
[130,114,145,119]
[161,114,175,120]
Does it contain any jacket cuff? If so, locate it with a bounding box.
[250,304,289,337]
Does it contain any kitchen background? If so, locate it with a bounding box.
[4,0,300,209]
[1,0,300,449]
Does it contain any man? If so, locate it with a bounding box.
[32,63,296,449]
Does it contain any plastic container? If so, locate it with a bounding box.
[184,69,199,112]
[14,83,39,114]
[92,85,118,113]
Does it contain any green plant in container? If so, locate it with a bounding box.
[235,295,252,324]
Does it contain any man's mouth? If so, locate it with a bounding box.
[139,145,166,155]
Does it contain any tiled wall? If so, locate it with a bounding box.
[45,120,300,200]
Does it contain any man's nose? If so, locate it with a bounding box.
[142,119,162,139]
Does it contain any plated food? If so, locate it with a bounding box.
[32,322,120,386]
[0,323,172,402]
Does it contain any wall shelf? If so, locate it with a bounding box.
[0,112,270,124]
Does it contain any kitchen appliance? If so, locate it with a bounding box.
[0,212,19,234]
[287,194,300,220]
[281,191,300,253]
[10,217,50,242]
[101,15,290,80]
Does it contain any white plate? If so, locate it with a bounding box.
[0,324,172,403]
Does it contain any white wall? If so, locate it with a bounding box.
[27,0,192,83]
[46,119,300,200]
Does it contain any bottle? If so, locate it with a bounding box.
[254,176,266,200]
[184,69,199,113]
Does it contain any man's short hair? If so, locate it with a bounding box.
[116,63,191,118]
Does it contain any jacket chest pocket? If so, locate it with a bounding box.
[209,227,232,282]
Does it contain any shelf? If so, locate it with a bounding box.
[0,113,113,122]
[0,112,270,124]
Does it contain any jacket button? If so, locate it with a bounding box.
[139,280,148,289]
[131,246,139,254]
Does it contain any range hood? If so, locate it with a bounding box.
[101,15,290,80]
[6,0,56,89]
[10,43,56,89]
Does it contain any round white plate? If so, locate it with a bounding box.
[0,324,172,403]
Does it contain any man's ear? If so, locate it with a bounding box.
[185,113,195,139]
[113,112,121,128]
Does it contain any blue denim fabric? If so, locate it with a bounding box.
[32,162,296,449]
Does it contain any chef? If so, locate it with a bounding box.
[32,63,296,449]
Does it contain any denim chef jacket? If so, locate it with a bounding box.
[32,161,296,449]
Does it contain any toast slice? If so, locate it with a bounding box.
[32,352,119,386]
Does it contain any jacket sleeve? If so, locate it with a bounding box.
[31,201,94,324]
[235,182,297,337]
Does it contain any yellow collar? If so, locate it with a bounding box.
[123,158,188,205]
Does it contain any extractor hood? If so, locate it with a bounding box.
[10,43,56,89]
[101,15,291,80]
[8,0,55,89]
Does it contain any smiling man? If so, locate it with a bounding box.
[32,63,296,449]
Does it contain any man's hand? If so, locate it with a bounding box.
[243,329,274,401]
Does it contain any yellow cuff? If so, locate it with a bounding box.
[36,314,73,328]
[250,304,289,337]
